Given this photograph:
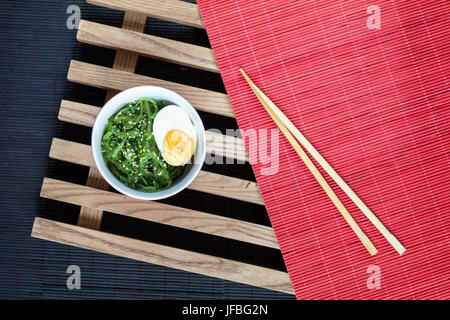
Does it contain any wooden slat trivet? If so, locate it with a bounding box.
[32,218,293,294]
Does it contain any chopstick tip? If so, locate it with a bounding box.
[239,68,251,84]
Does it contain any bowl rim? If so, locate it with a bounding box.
[91,85,206,200]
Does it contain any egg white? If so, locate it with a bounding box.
[153,105,197,165]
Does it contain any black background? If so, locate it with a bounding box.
[0,0,294,299]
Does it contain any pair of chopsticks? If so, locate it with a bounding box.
[240,68,405,256]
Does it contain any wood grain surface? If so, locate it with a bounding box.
[41,178,276,248]
[67,60,235,118]
[77,20,217,72]
[86,0,204,29]
[49,138,262,205]
[58,100,248,162]
[31,218,293,293]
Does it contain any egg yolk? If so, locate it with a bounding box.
[163,129,195,166]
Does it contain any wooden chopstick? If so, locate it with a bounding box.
[240,68,377,255]
[240,68,406,255]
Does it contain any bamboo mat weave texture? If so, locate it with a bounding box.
[197,0,450,299]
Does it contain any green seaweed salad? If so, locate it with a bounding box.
[101,97,185,192]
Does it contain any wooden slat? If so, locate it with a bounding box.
[190,171,263,206]
[50,138,94,167]
[58,100,99,127]
[77,20,218,73]
[86,0,204,29]
[205,130,248,164]
[67,60,235,118]
[78,12,147,230]
[32,218,292,293]
[78,166,107,228]
[41,178,276,249]
[58,100,248,162]
[50,138,263,205]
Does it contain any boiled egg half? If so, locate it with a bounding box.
[153,105,197,166]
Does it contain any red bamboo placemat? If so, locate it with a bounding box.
[197,0,449,299]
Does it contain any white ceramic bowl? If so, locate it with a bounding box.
[92,86,206,200]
